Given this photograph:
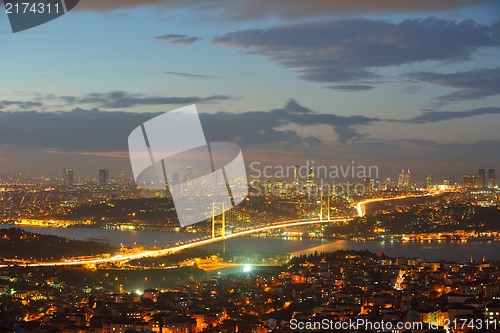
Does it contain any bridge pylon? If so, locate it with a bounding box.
[319,191,332,222]
[211,202,226,253]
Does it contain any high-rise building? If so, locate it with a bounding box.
[398,169,405,188]
[293,166,299,185]
[464,174,473,187]
[405,169,411,188]
[185,166,192,188]
[488,167,497,188]
[478,167,486,189]
[426,174,433,189]
[99,169,109,185]
[450,175,457,187]
[385,177,391,191]
[266,181,273,195]
[307,167,314,184]
[364,178,372,194]
[63,168,73,186]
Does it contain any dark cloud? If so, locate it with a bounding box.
[153,34,199,45]
[76,0,484,20]
[0,108,152,152]
[213,18,500,84]
[67,91,231,108]
[0,100,44,110]
[404,67,500,104]
[327,85,374,92]
[406,107,500,124]
[159,71,220,79]
[201,99,380,145]
[0,100,378,155]
[1,101,500,161]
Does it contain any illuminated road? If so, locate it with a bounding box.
[355,192,438,217]
[2,192,441,268]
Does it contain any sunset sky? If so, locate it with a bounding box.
[1,0,499,182]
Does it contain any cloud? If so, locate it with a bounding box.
[406,107,500,124]
[404,67,500,104]
[65,91,231,108]
[200,99,379,144]
[159,71,220,79]
[213,18,500,84]
[153,34,199,45]
[45,149,130,159]
[327,85,374,92]
[76,0,484,20]
[0,100,379,155]
[401,85,422,94]
[0,100,44,110]
[2,100,500,160]
[0,108,155,152]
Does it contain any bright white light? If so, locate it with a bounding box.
[243,265,251,273]
[136,290,143,295]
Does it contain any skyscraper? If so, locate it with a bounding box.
[385,177,391,191]
[450,175,456,187]
[186,166,192,188]
[293,166,299,185]
[398,169,405,188]
[307,167,314,184]
[364,178,372,194]
[63,168,73,186]
[405,169,411,188]
[426,174,433,189]
[488,167,498,188]
[478,167,486,189]
[99,169,109,185]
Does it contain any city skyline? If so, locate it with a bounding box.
[28,164,499,190]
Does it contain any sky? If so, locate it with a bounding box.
[0,0,500,183]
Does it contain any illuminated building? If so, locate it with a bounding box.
[385,177,392,191]
[450,175,456,187]
[186,166,192,187]
[398,169,405,188]
[266,181,273,195]
[307,167,314,185]
[364,178,372,194]
[463,174,476,187]
[478,167,486,189]
[99,169,109,185]
[426,174,433,189]
[488,167,497,188]
[293,166,299,185]
[397,169,410,189]
[63,168,74,186]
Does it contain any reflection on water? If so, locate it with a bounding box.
[1,225,497,262]
[0,225,198,247]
